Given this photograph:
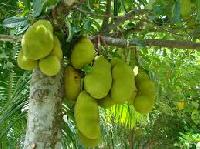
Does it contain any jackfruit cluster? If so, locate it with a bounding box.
[17,19,63,76]
[133,69,156,114]
[65,38,140,146]
[63,37,155,147]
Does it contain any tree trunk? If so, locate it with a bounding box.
[23,68,63,149]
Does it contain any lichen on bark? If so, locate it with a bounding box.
[23,67,64,149]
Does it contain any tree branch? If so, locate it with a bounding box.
[0,34,21,42]
[100,0,111,33]
[2,34,200,50]
[95,36,200,49]
[102,9,148,33]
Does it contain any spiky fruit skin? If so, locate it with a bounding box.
[111,57,122,67]
[134,96,154,114]
[71,37,95,69]
[135,69,149,82]
[111,60,135,104]
[134,70,156,114]
[22,20,54,60]
[78,131,100,147]
[137,80,155,98]
[98,95,116,108]
[64,66,81,102]
[50,36,63,60]
[84,56,112,99]
[39,55,61,76]
[32,19,53,33]
[17,50,37,70]
[74,91,101,139]
[127,88,137,105]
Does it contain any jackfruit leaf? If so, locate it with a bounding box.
[33,0,44,17]
[3,17,28,28]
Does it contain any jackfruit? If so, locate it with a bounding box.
[22,20,54,60]
[17,50,37,70]
[32,19,53,33]
[71,37,95,69]
[134,70,156,114]
[111,60,135,104]
[137,80,155,98]
[127,70,137,105]
[127,88,137,105]
[98,95,116,108]
[84,56,112,99]
[64,66,81,102]
[111,57,122,67]
[135,69,149,83]
[74,91,101,139]
[39,55,61,76]
[78,130,100,147]
[133,95,154,114]
[50,36,63,60]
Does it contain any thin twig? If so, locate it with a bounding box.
[102,9,149,33]
[0,34,21,42]
[2,34,200,50]
[100,0,111,33]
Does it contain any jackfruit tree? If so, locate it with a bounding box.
[0,0,200,148]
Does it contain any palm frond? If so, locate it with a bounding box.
[0,70,30,147]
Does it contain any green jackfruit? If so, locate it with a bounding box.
[111,60,135,104]
[39,55,61,76]
[137,80,155,98]
[71,37,95,69]
[84,56,112,99]
[98,95,116,108]
[78,130,101,147]
[22,20,54,60]
[32,19,53,33]
[64,66,81,102]
[74,91,101,139]
[111,57,122,67]
[133,95,154,114]
[127,70,137,105]
[135,69,149,83]
[17,50,37,70]
[134,70,156,114]
[127,88,137,105]
[50,36,63,60]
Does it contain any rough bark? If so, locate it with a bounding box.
[23,68,63,149]
[93,36,200,49]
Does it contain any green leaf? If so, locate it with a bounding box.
[21,0,31,9]
[33,0,44,17]
[3,17,28,28]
